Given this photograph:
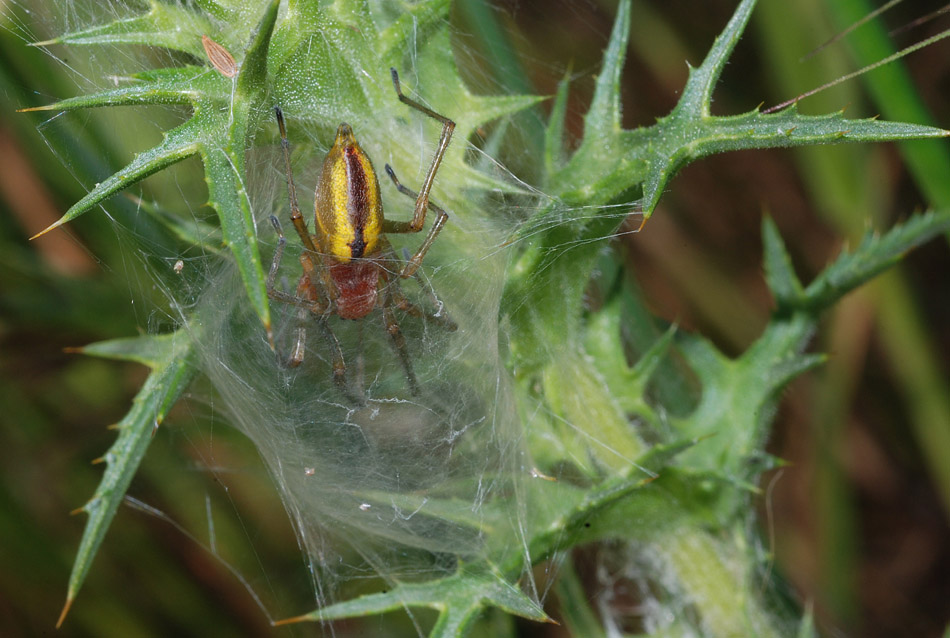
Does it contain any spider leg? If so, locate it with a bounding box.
[268,216,351,391]
[377,241,456,330]
[283,308,363,405]
[287,306,307,367]
[275,108,319,255]
[315,318,364,404]
[386,258,457,332]
[266,214,289,292]
[381,279,420,396]
[382,164,449,278]
[269,263,323,369]
[279,301,363,404]
[275,108,337,300]
[389,68,455,230]
[267,216,333,312]
[390,287,457,332]
[353,319,366,398]
[399,247,457,331]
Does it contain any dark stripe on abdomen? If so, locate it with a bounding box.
[345,146,368,258]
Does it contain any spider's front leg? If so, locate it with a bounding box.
[266,216,331,315]
[275,107,336,298]
[382,165,449,279]
[383,69,455,279]
[389,68,455,224]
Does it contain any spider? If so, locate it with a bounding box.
[267,68,457,400]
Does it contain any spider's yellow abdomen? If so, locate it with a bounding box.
[314,123,383,262]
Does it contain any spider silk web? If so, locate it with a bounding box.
[197,109,529,608]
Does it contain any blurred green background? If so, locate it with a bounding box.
[1,0,948,636]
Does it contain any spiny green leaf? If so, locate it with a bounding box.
[541,0,948,226]
[573,468,729,545]
[58,332,197,628]
[524,440,702,559]
[584,297,675,422]
[635,438,700,475]
[544,68,572,177]
[762,215,805,310]
[32,118,202,239]
[637,107,949,218]
[675,0,758,119]
[34,1,279,329]
[76,333,186,368]
[765,352,827,395]
[467,94,545,132]
[20,66,229,111]
[522,396,603,479]
[584,299,638,387]
[200,141,268,330]
[235,0,278,102]
[804,209,950,311]
[280,563,549,637]
[53,6,282,621]
[666,211,950,489]
[629,325,677,381]
[584,0,629,140]
[617,276,699,414]
[34,0,214,57]
[672,313,815,479]
[208,0,281,332]
[542,350,645,475]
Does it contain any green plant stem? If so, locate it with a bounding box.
[660,529,781,638]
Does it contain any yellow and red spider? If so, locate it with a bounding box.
[267,69,457,400]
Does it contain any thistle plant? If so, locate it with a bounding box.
[13,0,950,636]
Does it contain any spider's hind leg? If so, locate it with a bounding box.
[381,281,421,397]
[278,311,364,405]
[317,318,365,405]
[284,306,307,368]
[393,248,457,332]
